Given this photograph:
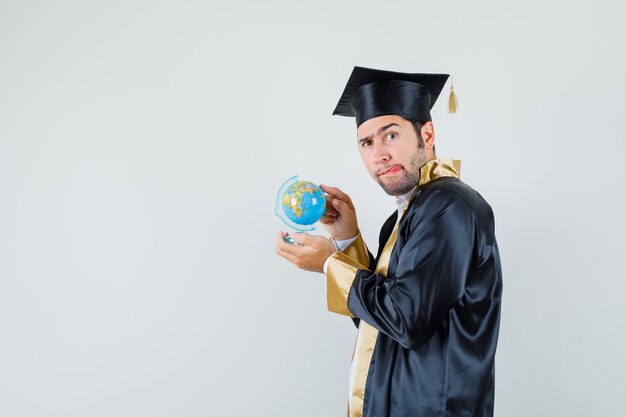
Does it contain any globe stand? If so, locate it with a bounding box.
[282,234,303,246]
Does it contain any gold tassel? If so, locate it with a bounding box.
[448,78,458,114]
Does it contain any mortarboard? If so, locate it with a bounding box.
[332,66,457,126]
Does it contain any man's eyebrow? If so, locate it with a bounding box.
[357,123,401,143]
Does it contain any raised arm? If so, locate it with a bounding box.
[326,189,494,349]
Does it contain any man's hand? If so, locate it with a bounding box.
[275,231,337,273]
[318,185,359,240]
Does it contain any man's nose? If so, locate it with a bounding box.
[372,143,390,163]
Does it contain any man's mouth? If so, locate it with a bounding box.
[379,165,403,176]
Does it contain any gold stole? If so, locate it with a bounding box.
[327,158,461,417]
[348,221,400,417]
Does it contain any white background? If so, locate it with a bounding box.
[1,1,625,416]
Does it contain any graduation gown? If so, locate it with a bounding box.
[326,158,503,417]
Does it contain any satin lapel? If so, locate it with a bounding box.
[375,211,397,261]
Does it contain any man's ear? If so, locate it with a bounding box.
[421,122,435,149]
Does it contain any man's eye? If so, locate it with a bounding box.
[385,132,398,141]
[361,140,371,148]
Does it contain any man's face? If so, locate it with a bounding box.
[356,115,432,196]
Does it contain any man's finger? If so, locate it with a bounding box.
[275,232,290,251]
[323,198,339,217]
[276,246,298,263]
[320,208,338,219]
[320,184,351,203]
[290,232,312,246]
[276,232,300,255]
[276,234,298,262]
[331,198,352,214]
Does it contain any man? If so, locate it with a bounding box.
[275,66,503,417]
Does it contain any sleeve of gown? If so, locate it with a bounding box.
[346,191,479,349]
[325,233,373,317]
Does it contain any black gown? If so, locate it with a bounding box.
[327,175,503,417]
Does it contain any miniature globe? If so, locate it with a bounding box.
[275,175,326,232]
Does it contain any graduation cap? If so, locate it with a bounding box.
[332,66,457,126]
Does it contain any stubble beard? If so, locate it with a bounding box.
[377,146,428,196]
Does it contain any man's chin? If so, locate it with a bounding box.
[377,178,415,196]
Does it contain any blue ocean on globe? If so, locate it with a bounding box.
[275,176,326,232]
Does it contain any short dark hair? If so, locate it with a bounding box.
[409,120,436,154]
[411,121,424,145]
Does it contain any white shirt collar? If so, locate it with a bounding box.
[395,186,417,219]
